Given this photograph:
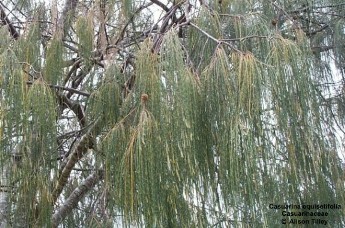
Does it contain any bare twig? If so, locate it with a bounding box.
[26,81,90,97]
[189,22,241,52]
[311,45,342,53]
[113,3,153,46]
[222,35,270,42]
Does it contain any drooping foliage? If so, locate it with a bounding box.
[0,0,344,227]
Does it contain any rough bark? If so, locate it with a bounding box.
[52,119,99,205]
[51,170,104,227]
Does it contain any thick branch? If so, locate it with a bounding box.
[0,4,19,39]
[66,65,93,99]
[51,170,104,227]
[58,94,87,128]
[152,3,183,52]
[51,120,99,205]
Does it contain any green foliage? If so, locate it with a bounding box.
[14,5,46,72]
[43,38,64,84]
[1,0,345,227]
[5,80,57,227]
[2,69,26,134]
[0,27,12,53]
[87,80,122,132]
[187,7,221,72]
[76,17,94,68]
[25,80,57,163]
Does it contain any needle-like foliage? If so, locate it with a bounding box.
[0,0,344,227]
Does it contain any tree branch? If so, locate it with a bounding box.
[58,94,87,128]
[189,22,241,52]
[26,81,90,97]
[0,4,19,39]
[51,120,99,205]
[51,170,104,227]
[113,2,153,47]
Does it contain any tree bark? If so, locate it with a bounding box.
[51,170,104,227]
[0,167,9,228]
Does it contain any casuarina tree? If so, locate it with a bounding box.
[0,0,344,227]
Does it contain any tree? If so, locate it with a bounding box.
[0,0,344,227]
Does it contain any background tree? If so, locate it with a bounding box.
[0,0,344,227]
